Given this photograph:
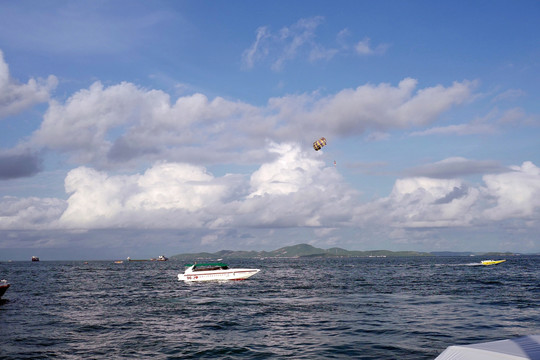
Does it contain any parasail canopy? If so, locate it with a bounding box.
[313,137,327,151]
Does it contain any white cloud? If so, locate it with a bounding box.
[361,177,481,228]
[32,81,145,163]
[242,16,337,71]
[241,26,270,70]
[482,161,540,221]
[269,78,475,139]
[355,37,389,55]
[354,162,540,231]
[239,144,357,228]
[272,16,326,71]
[0,196,66,230]
[248,143,324,197]
[0,50,57,118]
[59,162,236,228]
[31,81,258,167]
[242,19,390,71]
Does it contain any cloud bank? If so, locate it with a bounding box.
[21,77,476,172]
[0,47,538,253]
[2,143,539,245]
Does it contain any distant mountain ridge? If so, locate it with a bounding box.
[170,243,464,260]
[170,244,524,260]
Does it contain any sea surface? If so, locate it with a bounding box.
[1,256,539,359]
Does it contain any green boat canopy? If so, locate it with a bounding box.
[184,262,228,267]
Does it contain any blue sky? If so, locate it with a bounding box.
[1,0,539,260]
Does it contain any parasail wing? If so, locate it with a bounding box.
[313,137,327,151]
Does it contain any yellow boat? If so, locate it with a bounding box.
[481,259,506,266]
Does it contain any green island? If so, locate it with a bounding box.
[170,243,519,261]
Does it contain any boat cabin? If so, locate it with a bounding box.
[186,263,230,272]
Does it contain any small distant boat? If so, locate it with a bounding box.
[127,255,168,261]
[0,279,10,299]
[114,260,124,264]
[481,259,506,266]
[31,256,39,262]
[178,263,260,282]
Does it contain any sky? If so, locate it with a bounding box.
[1,0,539,260]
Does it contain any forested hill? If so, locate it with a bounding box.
[170,243,431,260]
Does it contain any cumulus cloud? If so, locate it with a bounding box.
[359,177,481,228]
[31,81,259,168]
[58,162,237,229]
[482,161,540,221]
[249,143,325,197]
[355,161,540,230]
[270,78,475,139]
[32,81,169,164]
[0,50,57,118]
[241,143,357,228]
[53,144,356,230]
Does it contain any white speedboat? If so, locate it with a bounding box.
[178,263,260,282]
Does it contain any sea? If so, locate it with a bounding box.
[0,256,538,359]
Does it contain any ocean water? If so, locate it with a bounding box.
[0,256,538,359]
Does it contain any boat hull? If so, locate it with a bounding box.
[481,259,506,266]
[0,282,10,299]
[178,268,260,282]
